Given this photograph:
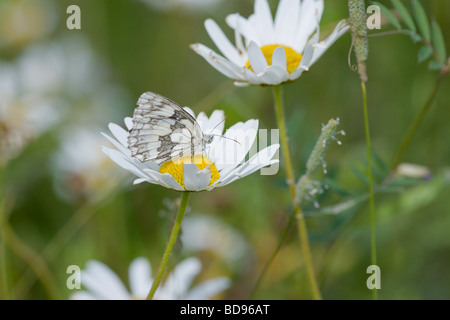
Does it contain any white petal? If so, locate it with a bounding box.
[102,147,152,182]
[247,41,268,74]
[129,257,152,299]
[294,0,324,52]
[108,122,129,147]
[226,13,260,47]
[242,68,264,85]
[205,19,244,66]
[124,117,133,130]
[289,66,306,81]
[214,119,258,175]
[195,111,209,131]
[158,258,201,299]
[158,172,185,191]
[183,164,211,191]
[81,260,131,300]
[185,277,231,300]
[70,291,97,300]
[259,65,289,85]
[272,46,287,69]
[309,20,349,66]
[205,109,225,135]
[101,132,130,157]
[218,144,280,186]
[254,0,274,44]
[191,43,244,80]
[183,107,196,118]
[274,0,300,45]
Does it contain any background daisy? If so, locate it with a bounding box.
[191,0,349,86]
[71,257,231,300]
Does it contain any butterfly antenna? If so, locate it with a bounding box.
[207,116,227,135]
[212,134,241,145]
[207,115,240,145]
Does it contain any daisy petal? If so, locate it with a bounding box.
[185,277,231,300]
[294,0,324,52]
[254,0,274,44]
[81,261,130,300]
[274,0,300,46]
[247,41,268,74]
[190,43,244,80]
[259,65,289,85]
[205,19,245,66]
[226,13,260,46]
[158,258,201,299]
[272,46,287,69]
[129,257,152,299]
[310,20,349,66]
[183,164,211,191]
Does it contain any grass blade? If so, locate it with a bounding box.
[372,1,401,29]
[412,0,431,42]
[431,20,447,64]
[391,0,416,32]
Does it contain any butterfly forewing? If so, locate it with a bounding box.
[128,92,205,164]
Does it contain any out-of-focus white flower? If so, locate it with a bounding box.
[191,0,349,86]
[0,35,126,165]
[71,257,231,300]
[138,0,224,13]
[0,0,58,49]
[102,96,279,192]
[395,163,432,180]
[181,214,250,266]
[52,127,126,202]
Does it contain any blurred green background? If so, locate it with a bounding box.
[0,0,449,300]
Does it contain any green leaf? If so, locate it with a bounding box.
[372,1,401,29]
[418,45,433,63]
[428,60,443,70]
[412,0,431,42]
[431,20,447,63]
[410,32,422,43]
[391,0,416,31]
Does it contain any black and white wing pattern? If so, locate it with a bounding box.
[127,92,210,165]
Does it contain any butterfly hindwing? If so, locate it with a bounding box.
[128,92,204,164]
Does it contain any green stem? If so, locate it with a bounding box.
[361,81,378,300]
[147,191,191,300]
[250,214,294,298]
[0,189,9,300]
[391,74,446,169]
[273,85,322,300]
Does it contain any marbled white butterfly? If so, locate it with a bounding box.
[128,92,214,164]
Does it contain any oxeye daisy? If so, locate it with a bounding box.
[70,257,231,300]
[190,0,349,86]
[102,91,279,299]
[102,92,279,192]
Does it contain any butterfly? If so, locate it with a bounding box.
[127,92,214,165]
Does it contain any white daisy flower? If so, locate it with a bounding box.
[52,126,126,202]
[102,96,279,192]
[71,257,231,300]
[191,0,349,86]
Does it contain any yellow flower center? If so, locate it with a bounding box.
[245,44,302,74]
[159,154,220,189]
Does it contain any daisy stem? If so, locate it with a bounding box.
[273,85,321,300]
[391,73,446,169]
[360,81,378,300]
[147,191,191,300]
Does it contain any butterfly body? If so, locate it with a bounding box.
[128,92,213,164]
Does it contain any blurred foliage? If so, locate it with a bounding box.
[0,0,449,300]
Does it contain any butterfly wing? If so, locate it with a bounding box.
[128,92,204,164]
